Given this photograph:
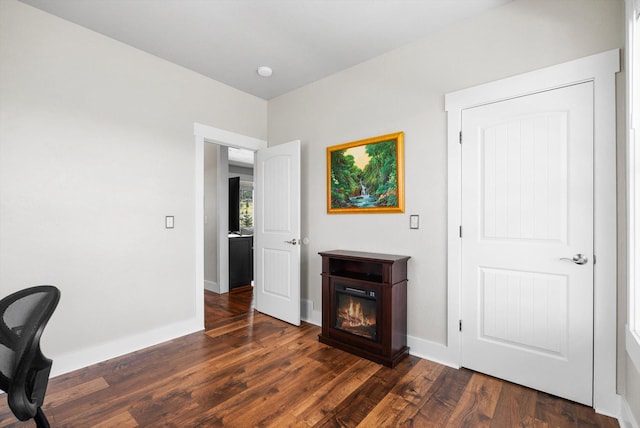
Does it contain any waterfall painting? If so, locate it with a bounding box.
[327,132,405,214]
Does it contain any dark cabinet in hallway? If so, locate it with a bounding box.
[229,235,253,290]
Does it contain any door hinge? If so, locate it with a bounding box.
[459,131,462,144]
[459,226,462,238]
[459,320,462,331]
[593,254,596,265]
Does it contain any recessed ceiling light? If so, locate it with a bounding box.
[257,66,273,77]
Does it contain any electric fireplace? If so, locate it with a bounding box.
[318,250,410,367]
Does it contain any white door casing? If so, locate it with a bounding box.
[460,83,594,405]
[194,124,267,329]
[445,49,619,414]
[255,140,301,326]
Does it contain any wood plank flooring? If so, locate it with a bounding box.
[0,288,619,427]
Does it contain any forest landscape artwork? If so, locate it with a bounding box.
[327,132,404,213]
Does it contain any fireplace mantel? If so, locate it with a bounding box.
[318,250,410,367]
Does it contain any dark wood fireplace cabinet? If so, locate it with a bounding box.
[318,250,410,367]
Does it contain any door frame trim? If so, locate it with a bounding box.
[445,49,620,414]
[193,123,267,327]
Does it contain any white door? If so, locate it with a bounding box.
[254,140,301,326]
[460,82,594,405]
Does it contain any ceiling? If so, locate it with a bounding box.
[19,0,513,100]
[228,147,255,167]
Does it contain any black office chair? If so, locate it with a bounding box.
[0,286,60,428]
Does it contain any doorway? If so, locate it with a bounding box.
[193,123,267,328]
[203,143,255,294]
[194,123,302,327]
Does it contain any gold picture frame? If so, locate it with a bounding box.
[327,132,405,214]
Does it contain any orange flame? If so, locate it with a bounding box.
[338,298,374,328]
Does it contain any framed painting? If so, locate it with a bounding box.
[327,132,404,214]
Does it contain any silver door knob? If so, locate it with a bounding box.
[284,238,298,245]
[560,254,589,265]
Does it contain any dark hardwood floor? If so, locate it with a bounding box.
[0,288,619,427]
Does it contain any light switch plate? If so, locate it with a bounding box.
[165,216,174,229]
[410,215,419,229]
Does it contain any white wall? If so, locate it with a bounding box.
[268,0,624,349]
[204,144,218,286]
[0,0,267,373]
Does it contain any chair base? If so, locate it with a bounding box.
[34,407,50,428]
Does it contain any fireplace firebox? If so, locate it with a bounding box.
[334,284,378,340]
[318,250,410,367]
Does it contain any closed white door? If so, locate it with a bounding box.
[254,140,301,326]
[461,82,594,405]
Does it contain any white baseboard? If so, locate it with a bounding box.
[204,280,220,293]
[407,334,459,369]
[50,317,203,377]
[301,298,321,326]
[621,396,640,428]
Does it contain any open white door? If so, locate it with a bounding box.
[254,140,301,326]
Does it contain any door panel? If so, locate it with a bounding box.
[479,267,568,356]
[481,113,568,242]
[262,248,291,298]
[255,140,301,326]
[461,83,593,405]
[263,154,292,232]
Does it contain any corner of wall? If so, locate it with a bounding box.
[204,280,220,293]
[301,298,321,326]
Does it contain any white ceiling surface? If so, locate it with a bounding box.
[19,0,513,100]
[228,147,255,166]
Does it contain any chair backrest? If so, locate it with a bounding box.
[0,286,60,421]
